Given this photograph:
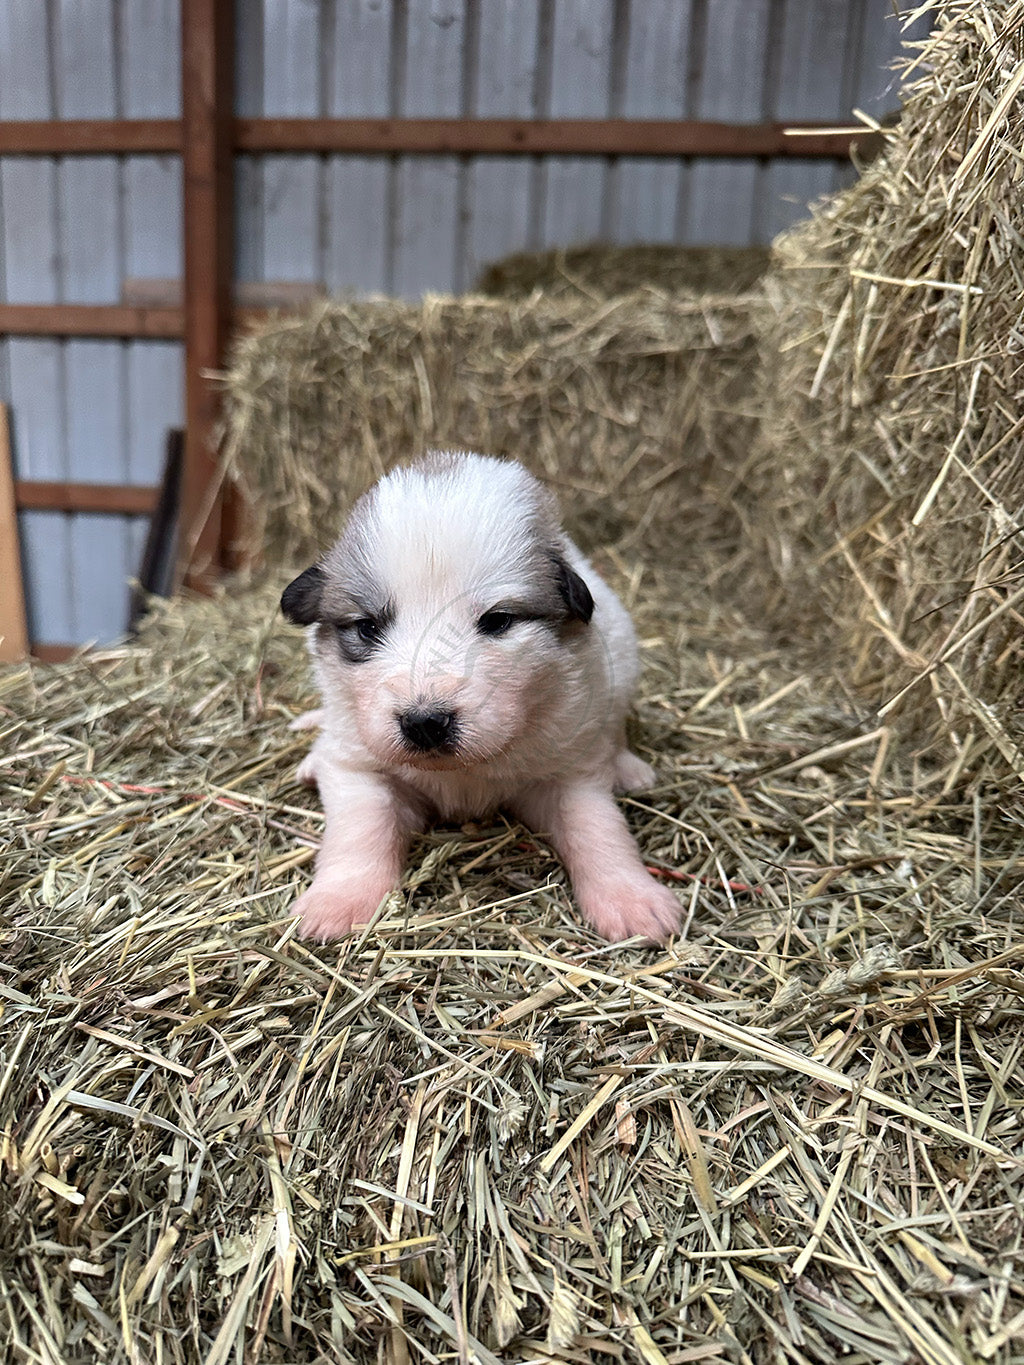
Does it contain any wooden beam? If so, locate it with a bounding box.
[0,304,184,338]
[0,302,268,339]
[15,480,159,515]
[0,118,180,155]
[0,115,880,160]
[122,277,326,310]
[236,117,879,159]
[0,405,30,663]
[179,0,235,590]
[31,643,81,663]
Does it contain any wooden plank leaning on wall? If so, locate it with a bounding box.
[0,405,30,663]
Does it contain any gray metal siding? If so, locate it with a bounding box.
[1,0,921,647]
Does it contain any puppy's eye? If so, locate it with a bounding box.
[477,611,516,637]
[336,617,384,655]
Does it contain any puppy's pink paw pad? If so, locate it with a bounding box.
[581,877,681,945]
[292,881,391,941]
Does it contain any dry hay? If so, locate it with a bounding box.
[475,244,771,303]
[5,3,1024,1361]
[3,575,1024,1365]
[220,290,764,573]
[748,0,1024,789]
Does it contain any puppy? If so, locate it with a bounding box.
[280,451,680,944]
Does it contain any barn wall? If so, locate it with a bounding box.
[0,0,923,649]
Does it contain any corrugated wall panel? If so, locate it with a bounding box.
[756,0,855,244]
[56,0,132,643]
[2,0,72,644]
[392,2,467,296]
[122,0,183,583]
[462,0,539,286]
[0,0,922,647]
[259,0,323,285]
[541,0,616,249]
[609,0,693,245]
[686,0,771,245]
[324,0,392,294]
[2,0,182,648]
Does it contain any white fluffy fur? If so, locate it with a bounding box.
[285,451,680,944]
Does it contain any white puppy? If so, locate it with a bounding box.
[281,451,680,944]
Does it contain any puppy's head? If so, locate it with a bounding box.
[281,452,594,770]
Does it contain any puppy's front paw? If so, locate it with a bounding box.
[579,875,681,945]
[293,877,394,941]
[613,749,656,793]
[289,708,325,732]
[295,752,319,787]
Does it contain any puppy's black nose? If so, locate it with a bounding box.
[399,707,458,752]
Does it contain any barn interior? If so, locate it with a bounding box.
[2,4,1023,1364]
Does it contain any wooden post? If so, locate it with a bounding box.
[0,405,30,662]
[178,0,234,590]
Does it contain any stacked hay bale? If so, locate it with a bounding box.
[475,242,771,301]
[752,1,1024,785]
[5,574,1022,1365]
[222,291,764,573]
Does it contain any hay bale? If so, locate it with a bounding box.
[475,243,771,301]
[7,8,1024,1359]
[748,1,1024,783]
[221,291,764,571]
[4,577,1024,1363]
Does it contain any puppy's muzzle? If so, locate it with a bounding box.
[398,707,459,753]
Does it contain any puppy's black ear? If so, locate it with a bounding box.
[553,555,594,624]
[281,565,325,625]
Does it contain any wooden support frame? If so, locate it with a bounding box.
[0,34,881,601]
[0,115,877,160]
[0,405,30,662]
[14,481,159,515]
[236,116,876,158]
[179,0,235,591]
[0,119,180,154]
[0,304,184,338]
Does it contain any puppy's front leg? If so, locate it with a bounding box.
[295,745,424,940]
[515,782,681,945]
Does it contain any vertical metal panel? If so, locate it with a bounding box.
[462,0,540,286]
[324,0,392,294]
[540,0,615,249]
[392,1,467,297]
[234,1,265,283]
[609,0,693,244]
[854,3,932,118]
[756,0,852,244]
[260,0,323,284]
[123,1,184,580]
[55,0,132,641]
[0,0,72,643]
[685,0,770,245]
